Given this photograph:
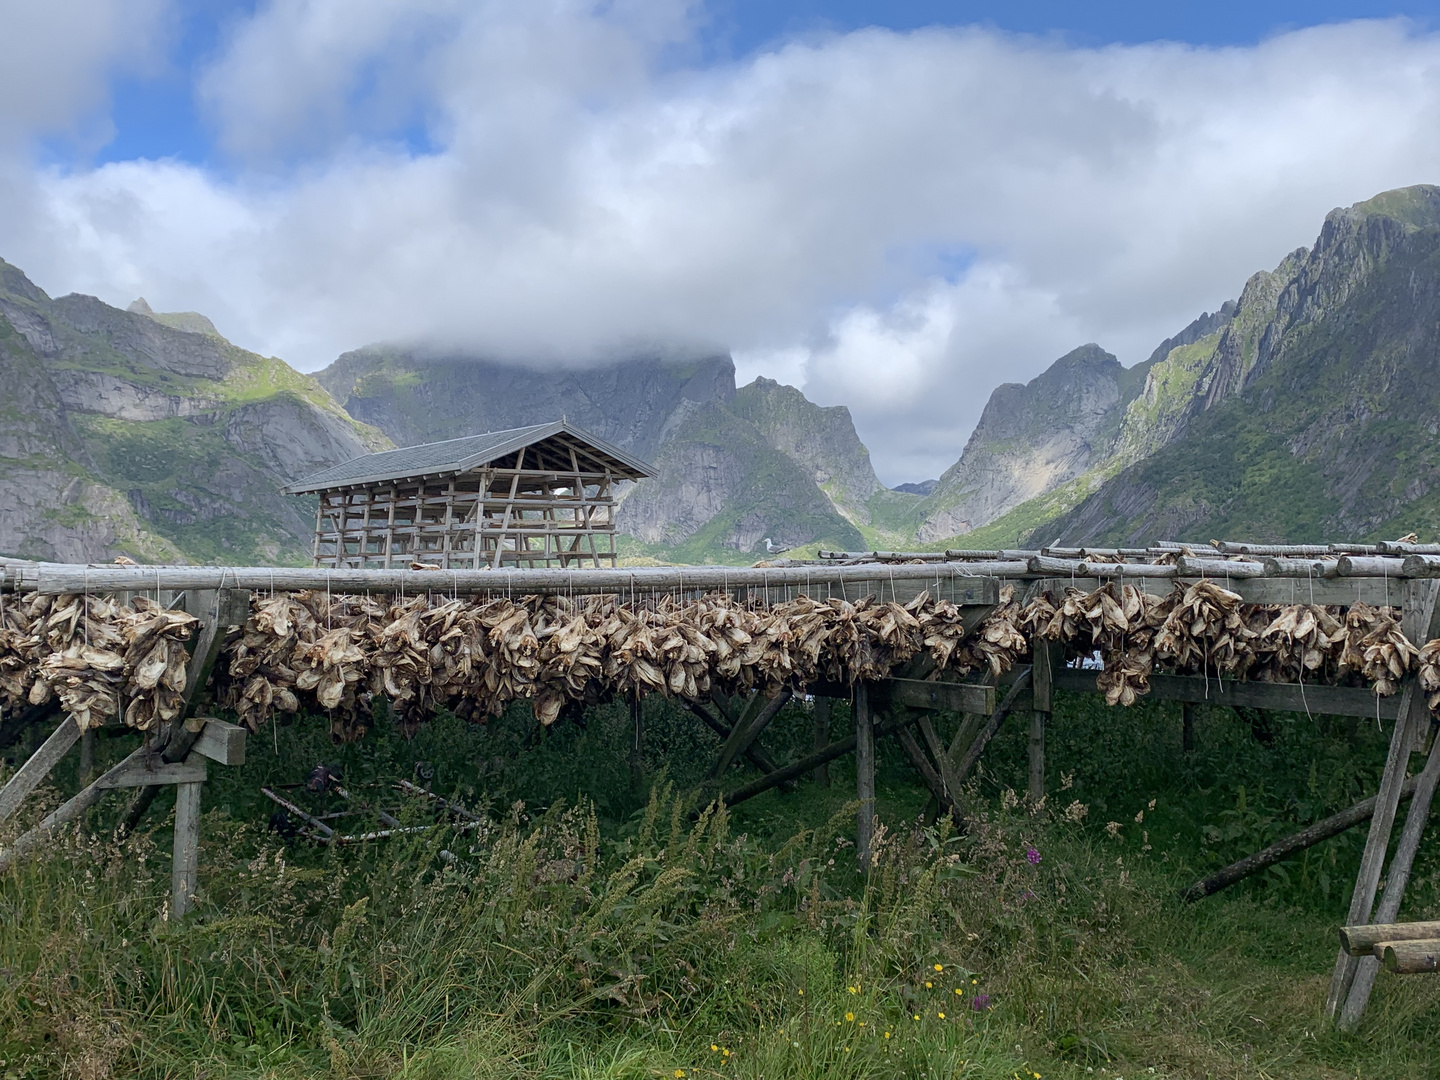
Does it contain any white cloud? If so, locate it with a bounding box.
[0,0,170,149]
[4,6,1440,481]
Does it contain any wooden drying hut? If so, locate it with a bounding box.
[285,420,655,569]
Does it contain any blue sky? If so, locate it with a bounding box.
[8,1,1440,481]
[93,1,1440,166]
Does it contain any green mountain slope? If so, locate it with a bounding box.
[1038,184,1440,545]
[317,348,875,561]
[0,260,388,564]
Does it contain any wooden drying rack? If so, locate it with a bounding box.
[2,540,1439,1026]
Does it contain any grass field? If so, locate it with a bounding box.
[0,688,1437,1079]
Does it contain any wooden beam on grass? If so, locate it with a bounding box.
[1180,775,1421,902]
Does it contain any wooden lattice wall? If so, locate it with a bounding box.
[311,443,619,569]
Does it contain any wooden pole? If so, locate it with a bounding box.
[1381,940,1440,973]
[1028,638,1052,802]
[1339,719,1440,1027]
[0,716,81,824]
[119,589,247,837]
[686,702,782,775]
[812,696,831,786]
[1180,775,1421,901]
[855,682,875,872]
[708,690,792,778]
[170,781,202,919]
[1326,578,1440,1018]
[1340,919,1440,956]
[720,709,924,808]
[78,727,95,783]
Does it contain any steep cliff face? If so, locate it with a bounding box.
[317,347,737,460]
[914,344,1132,541]
[0,260,386,563]
[1040,185,1440,545]
[317,348,870,559]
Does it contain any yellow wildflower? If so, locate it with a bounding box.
[934,964,944,972]
[845,1012,855,1022]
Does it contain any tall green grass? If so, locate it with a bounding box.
[0,690,1437,1078]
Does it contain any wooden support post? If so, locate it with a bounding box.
[78,727,95,782]
[1339,718,1440,1027]
[855,682,875,872]
[1182,701,1198,753]
[721,708,924,809]
[813,696,832,786]
[170,781,202,919]
[708,690,792,778]
[686,702,783,775]
[0,716,81,824]
[1326,578,1440,1019]
[1029,638,1053,802]
[119,589,248,837]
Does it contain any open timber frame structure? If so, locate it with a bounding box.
[8,539,1440,1028]
[284,419,655,570]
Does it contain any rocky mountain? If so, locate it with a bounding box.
[0,260,386,564]
[912,344,1139,541]
[923,184,1440,549]
[1036,185,1440,545]
[316,347,904,561]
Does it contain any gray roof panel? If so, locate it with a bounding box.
[284,420,655,493]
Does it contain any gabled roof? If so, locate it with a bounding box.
[284,420,655,494]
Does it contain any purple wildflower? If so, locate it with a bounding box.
[971,994,991,1011]
[1025,847,1041,865]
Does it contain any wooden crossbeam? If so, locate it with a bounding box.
[1052,669,1403,720]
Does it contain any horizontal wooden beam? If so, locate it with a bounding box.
[13,563,1005,600]
[1053,669,1401,719]
[876,678,995,714]
[96,754,207,789]
[192,719,246,766]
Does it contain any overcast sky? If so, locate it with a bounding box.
[3,2,1440,483]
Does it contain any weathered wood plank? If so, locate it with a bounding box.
[191,718,246,766]
[1052,669,1401,720]
[1341,919,1440,957]
[96,755,206,788]
[170,781,202,919]
[1326,577,1440,1019]
[1339,718,1440,1027]
[855,683,875,872]
[0,716,80,824]
[877,678,995,715]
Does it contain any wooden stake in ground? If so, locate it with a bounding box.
[1182,701,1198,753]
[1325,577,1440,1019]
[171,782,202,919]
[1029,639,1054,802]
[1339,717,1440,1028]
[855,682,875,872]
